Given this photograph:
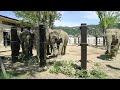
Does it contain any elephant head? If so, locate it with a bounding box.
[105,29,120,57]
[49,29,69,56]
[49,30,59,57]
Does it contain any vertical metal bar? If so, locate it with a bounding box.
[80,23,88,70]
[38,23,46,67]
[11,27,20,63]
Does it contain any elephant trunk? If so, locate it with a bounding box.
[52,44,58,57]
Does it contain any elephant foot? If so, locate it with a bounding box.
[37,66,48,72]
[47,53,51,55]
[62,53,65,55]
[53,54,58,58]
[46,55,50,59]
[105,51,108,54]
[61,53,64,55]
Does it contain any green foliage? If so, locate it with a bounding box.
[0,71,17,79]
[49,60,107,79]
[90,68,107,79]
[111,48,118,56]
[0,71,27,79]
[94,62,101,67]
[49,60,74,76]
[53,26,80,36]
[49,61,62,74]
[96,11,120,30]
[13,11,61,28]
[75,69,89,78]
[54,25,103,37]
[117,23,120,29]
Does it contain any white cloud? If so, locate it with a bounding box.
[54,11,99,27]
[81,11,99,20]
[54,20,85,27]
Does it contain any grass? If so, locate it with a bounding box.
[49,60,108,79]
[0,71,27,79]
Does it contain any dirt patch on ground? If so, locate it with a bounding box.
[0,45,120,79]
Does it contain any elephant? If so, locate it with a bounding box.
[49,29,69,56]
[105,28,120,57]
[33,28,58,59]
[19,29,34,59]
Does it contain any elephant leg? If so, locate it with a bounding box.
[63,45,66,55]
[50,45,53,54]
[21,42,25,55]
[106,37,112,55]
[113,41,120,57]
[29,45,33,57]
[61,46,64,55]
[47,45,51,55]
[58,43,63,56]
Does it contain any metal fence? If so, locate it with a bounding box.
[0,24,120,78]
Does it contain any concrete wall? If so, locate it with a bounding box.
[68,36,103,46]
[0,31,3,46]
[0,23,11,46]
[68,37,75,44]
[87,37,96,46]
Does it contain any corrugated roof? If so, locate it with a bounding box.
[0,15,19,21]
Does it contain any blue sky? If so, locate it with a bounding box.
[0,11,99,27]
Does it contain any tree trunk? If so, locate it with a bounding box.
[103,29,106,46]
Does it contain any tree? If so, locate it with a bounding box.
[96,11,120,46]
[13,11,61,28]
[47,11,61,29]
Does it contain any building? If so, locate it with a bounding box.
[68,34,103,46]
[0,15,30,46]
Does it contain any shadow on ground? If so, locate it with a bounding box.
[97,54,113,61]
[106,64,120,70]
[0,50,11,53]
[72,63,81,70]
[0,55,59,78]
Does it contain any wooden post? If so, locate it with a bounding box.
[78,37,80,46]
[38,23,46,67]
[80,23,88,70]
[95,36,98,47]
[11,27,20,63]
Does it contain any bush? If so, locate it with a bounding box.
[90,68,107,79]
[49,60,107,79]
[49,60,74,76]
[75,69,89,78]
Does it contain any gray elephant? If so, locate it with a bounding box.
[19,29,34,59]
[33,28,58,58]
[105,28,120,57]
[49,29,69,56]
